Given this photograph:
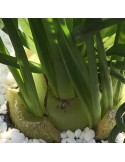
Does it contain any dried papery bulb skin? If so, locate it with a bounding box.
[7,89,61,142]
[96,108,116,140]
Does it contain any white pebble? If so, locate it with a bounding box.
[0,116,4,124]
[67,138,76,143]
[22,137,29,143]
[61,138,68,143]
[0,139,7,143]
[4,72,16,85]
[83,127,95,142]
[10,133,25,143]
[0,131,9,139]
[88,139,96,143]
[79,132,85,140]
[115,133,125,143]
[0,103,7,114]
[0,83,9,90]
[66,130,75,138]
[8,128,20,135]
[28,139,33,143]
[75,129,82,138]
[76,139,82,143]
[33,139,40,143]
[60,131,67,139]
[0,75,6,83]
[1,116,4,120]
[0,122,7,133]
[1,88,7,94]
[0,94,5,105]
[7,128,25,143]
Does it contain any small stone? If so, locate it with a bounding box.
[1,116,4,120]
[10,133,25,143]
[82,139,87,143]
[61,138,68,143]
[33,139,40,143]
[67,138,76,143]
[0,139,7,143]
[115,133,125,143]
[28,139,33,143]
[0,94,5,105]
[67,130,75,138]
[76,139,82,143]
[4,72,16,85]
[88,139,96,143]
[0,122,7,133]
[79,132,85,140]
[0,103,7,114]
[0,116,4,124]
[75,129,82,138]
[22,137,29,143]
[0,131,9,139]
[83,127,95,142]
[7,129,25,143]
[1,88,7,94]
[9,128,20,135]
[60,131,67,139]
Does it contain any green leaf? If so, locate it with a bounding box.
[73,18,84,28]
[0,37,28,100]
[86,37,101,126]
[18,30,37,54]
[115,102,125,132]
[28,18,56,95]
[2,18,43,117]
[0,19,4,29]
[101,25,117,40]
[96,32,113,113]
[110,68,125,84]
[108,125,121,143]
[42,18,75,99]
[72,18,125,44]
[107,44,125,57]
[18,18,32,38]
[116,21,125,44]
[18,18,37,54]
[111,61,125,70]
[0,52,43,73]
[65,18,73,32]
[57,22,93,127]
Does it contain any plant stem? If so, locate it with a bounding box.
[86,36,101,127]
[96,32,113,114]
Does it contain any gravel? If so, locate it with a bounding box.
[0,29,125,143]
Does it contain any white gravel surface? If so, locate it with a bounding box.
[0,29,125,143]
